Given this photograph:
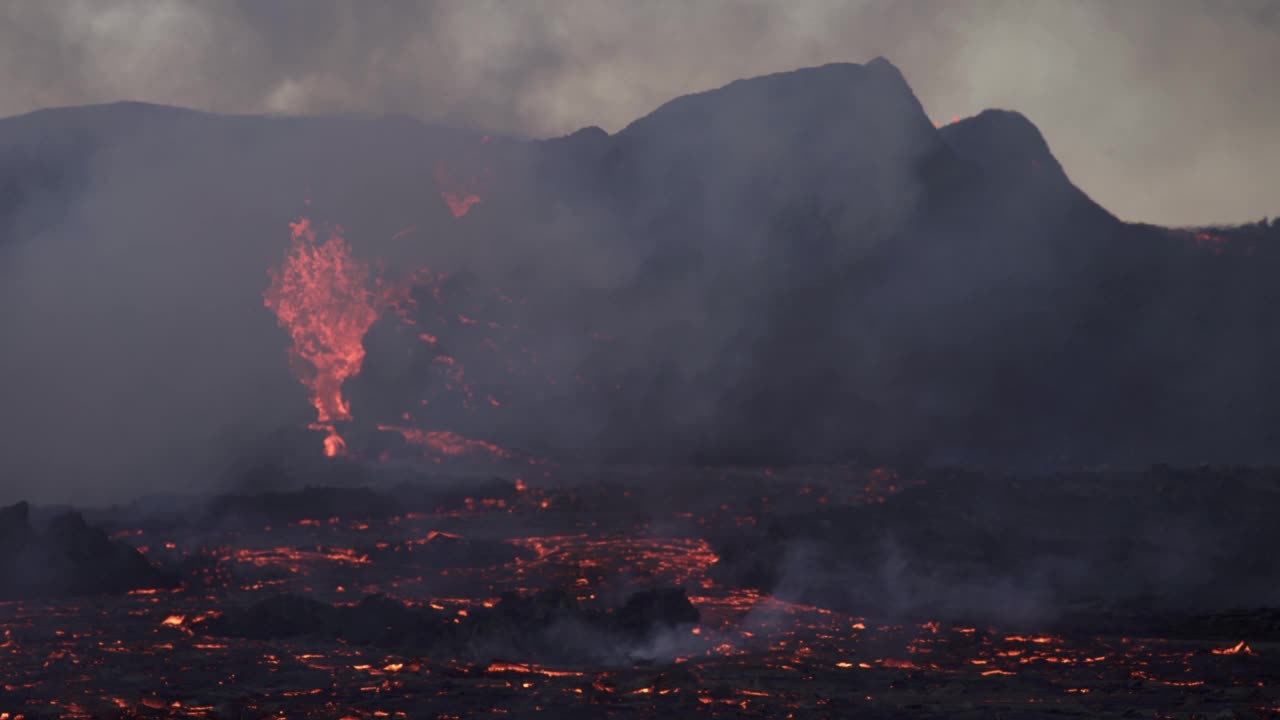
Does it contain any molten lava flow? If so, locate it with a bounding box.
[1194,231,1229,255]
[377,425,512,459]
[434,161,483,218]
[265,210,538,460]
[265,217,379,456]
[485,662,586,678]
[390,225,418,241]
[442,192,482,218]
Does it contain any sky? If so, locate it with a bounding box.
[0,0,1275,226]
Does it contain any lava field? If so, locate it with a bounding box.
[2,464,1278,719]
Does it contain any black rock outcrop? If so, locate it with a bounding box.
[0,501,170,600]
[203,587,700,665]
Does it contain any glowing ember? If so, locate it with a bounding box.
[264,217,379,456]
[377,424,512,459]
[442,192,481,218]
[1194,231,1229,255]
[264,208,539,461]
[1212,640,1257,656]
[434,162,483,218]
[2,473,1278,717]
[485,662,586,677]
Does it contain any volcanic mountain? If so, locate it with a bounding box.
[0,57,1276,502]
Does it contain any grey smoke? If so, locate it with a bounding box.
[0,6,1274,506]
[0,0,1276,225]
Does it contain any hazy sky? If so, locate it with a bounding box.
[1,0,1275,226]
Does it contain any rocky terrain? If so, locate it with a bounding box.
[0,464,1277,718]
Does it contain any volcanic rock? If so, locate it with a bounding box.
[98,479,522,535]
[204,593,338,639]
[615,587,700,635]
[340,592,447,647]
[709,466,1280,627]
[0,501,33,544]
[203,587,700,665]
[0,502,170,600]
[203,486,398,528]
[4,58,1280,502]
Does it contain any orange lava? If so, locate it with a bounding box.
[265,217,379,456]
[508,535,721,597]
[378,424,513,459]
[441,192,482,218]
[223,546,371,569]
[1212,641,1257,656]
[1194,231,1229,255]
[434,162,484,218]
[486,662,586,677]
[265,210,529,461]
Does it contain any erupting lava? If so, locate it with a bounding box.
[264,218,378,456]
[377,425,513,459]
[264,211,523,461]
[434,161,485,218]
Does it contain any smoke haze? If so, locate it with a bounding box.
[0,9,1278,506]
[0,0,1276,226]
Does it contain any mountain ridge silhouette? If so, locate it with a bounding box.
[0,57,1277,502]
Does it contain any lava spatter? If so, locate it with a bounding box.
[265,215,529,461]
[264,217,379,456]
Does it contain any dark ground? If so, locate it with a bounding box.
[1,462,1278,718]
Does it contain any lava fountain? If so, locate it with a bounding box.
[264,217,379,456]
